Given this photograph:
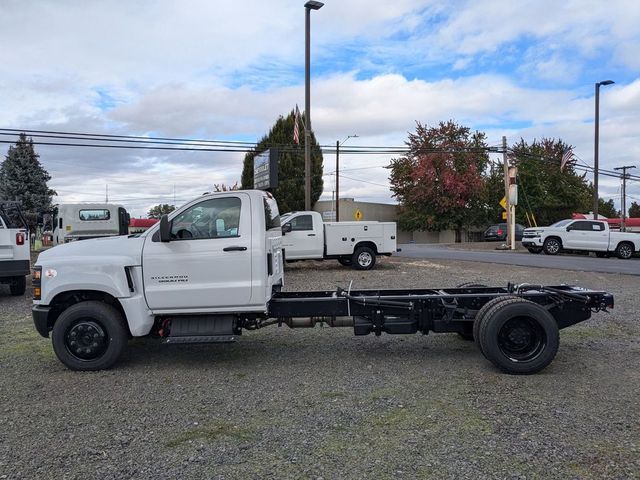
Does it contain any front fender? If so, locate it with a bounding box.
[38,256,136,305]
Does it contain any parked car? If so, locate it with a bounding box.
[522,219,640,258]
[483,223,525,241]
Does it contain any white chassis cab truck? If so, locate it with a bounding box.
[53,203,130,246]
[0,202,30,296]
[280,211,397,270]
[522,219,640,259]
[32,190,614,375]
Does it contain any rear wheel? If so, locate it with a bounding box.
[52,301,128,371]
[615,242,634,260]
[527,247,543,254]
[472,295,518,353]
[337,257,353,267]
[477,298,559,374]
[9,276,26,296]
[352,246,376,270]
[543,238,562,255]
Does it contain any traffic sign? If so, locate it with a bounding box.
[502,211,507,220]
[354,209,363,221]
[499,196,507,210]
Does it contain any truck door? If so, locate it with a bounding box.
[281,214,323,259]
[141,194,253,311]
[584,221,608,250]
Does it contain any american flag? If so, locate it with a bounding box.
[560,147,573,171]
[293,105,300,145]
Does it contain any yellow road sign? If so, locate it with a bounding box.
[502,211,507,220]
[499,196,507,210]
[354,209,363,221]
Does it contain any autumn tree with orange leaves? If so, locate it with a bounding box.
[388,120,491,233]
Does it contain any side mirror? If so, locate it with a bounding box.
[282,223,292,234]
[159,215,171,242]
[566,226,572,232]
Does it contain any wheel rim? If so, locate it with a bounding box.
[546,240,560,254]
[358,252,373,267]
[497,316,546,362]
[620,244,632,258]
[65,319,109,361]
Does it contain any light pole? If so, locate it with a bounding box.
[304,1,323,211]
[593,79,615,219]
[335,134,358,222]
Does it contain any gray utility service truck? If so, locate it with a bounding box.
[1,202,30,296]
[32,190,614,374]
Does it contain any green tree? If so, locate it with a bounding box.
[0,133,56,229]
[147,204,175,219]
[629,201,640,218]
[598,198,620,218]
[510,138,592,226]
[388,120,490,232]
[241,110,323,214]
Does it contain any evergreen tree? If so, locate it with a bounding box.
[598,198,620,218]
[629,201,640,218]
[510,138,592,226]
[147,204,176,219]
[241,110,323,214]
[0,133,56,229]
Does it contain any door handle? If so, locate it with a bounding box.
[223,246,247,252]
[307,234,316,236]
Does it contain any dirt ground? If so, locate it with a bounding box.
[0,255,638,479]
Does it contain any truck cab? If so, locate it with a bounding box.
[0,202,30,295]
[53,203,130,245]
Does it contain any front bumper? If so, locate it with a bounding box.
[32,305,51,338]
[522,238,543,247]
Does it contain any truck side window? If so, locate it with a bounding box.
[290,215,313,231]
[170,197,241,240]
[588,221,605,231]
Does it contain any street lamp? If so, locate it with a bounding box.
[593,79,615,219]
[335,134,358,222]
[304,1,324,211]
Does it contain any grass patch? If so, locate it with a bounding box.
[165,420,254,448]
[0,323,53,360]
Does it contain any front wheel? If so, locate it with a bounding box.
[615,242,634,260]
[352,246,376,270]
[52,301,128,371]
[9,276,26,296]
[543,238,562,255]
[527,247,543,254]
[477,298,559,374]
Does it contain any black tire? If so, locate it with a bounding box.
[543,237,562,255]
[52,301,128,371]
[472,295,519,354]
[9,276,26,296]
[615,242,634,260]
[595,251,609,258]
[527,247,543,254]
[337,257,353,267]
[477,298,559,375]
[352,246,376,270]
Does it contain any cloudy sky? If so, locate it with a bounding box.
[1,0,639,217]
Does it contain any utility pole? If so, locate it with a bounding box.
[106,184,109,203]
[614,165,636,231]
[593,79,615,219]
[335,134,357,222]
[502,136,512,249]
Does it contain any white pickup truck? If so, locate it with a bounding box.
[0,202,30,295]
[31,189,614,375]
[522,219,640,259]
[280,211,397,270]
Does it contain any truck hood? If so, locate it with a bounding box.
[36,234,144,266]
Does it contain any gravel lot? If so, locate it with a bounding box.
[1,255,638,479]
